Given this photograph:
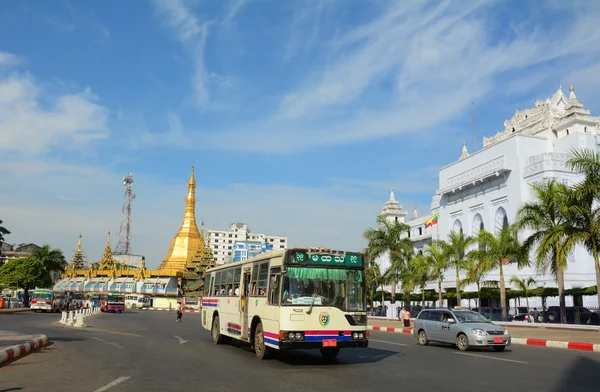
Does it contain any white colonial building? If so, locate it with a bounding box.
[378,85,600,311]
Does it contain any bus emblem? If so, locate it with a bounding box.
[319,312,330,327]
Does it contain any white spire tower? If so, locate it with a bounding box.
[379,187,408,224]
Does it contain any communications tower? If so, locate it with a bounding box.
[114,172,135,255]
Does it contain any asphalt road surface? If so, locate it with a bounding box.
[2,310,600,392]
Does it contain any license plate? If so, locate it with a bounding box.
[322,339,337,347]
[493,337,503,343]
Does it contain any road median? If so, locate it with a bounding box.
[0,334,48,366]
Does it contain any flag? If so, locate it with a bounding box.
[424,212,439,228]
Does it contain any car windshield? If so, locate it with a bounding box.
[453,310,491,323]
[282,267,365,311]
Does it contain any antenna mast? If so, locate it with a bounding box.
[114,172,136,255]
[472,101,477,152]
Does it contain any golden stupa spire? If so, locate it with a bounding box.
[158,164,207,271]
[77,233,82,252]
[99,231,114,270]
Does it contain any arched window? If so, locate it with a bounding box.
[395,217,398,222]
[494,207,508,236]
[472,214,483,237]
[418,249,423,255]
[453,219,463,234]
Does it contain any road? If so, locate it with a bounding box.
[1,310,599,392]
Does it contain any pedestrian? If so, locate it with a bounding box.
[399,306,405,321]
[402,307,411,328]
[176,301,183,322]
[532,307,540,323]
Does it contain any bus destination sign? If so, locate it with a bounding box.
[293,252,362,267]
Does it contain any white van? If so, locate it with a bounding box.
[125,295,150,309]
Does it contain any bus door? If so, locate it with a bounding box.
[240,268,251,340]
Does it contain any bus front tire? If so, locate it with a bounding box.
[254,322,269,360]
[320,347,340,361]
[212,316,225,345]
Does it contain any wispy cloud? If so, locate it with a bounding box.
[142,0,600,153]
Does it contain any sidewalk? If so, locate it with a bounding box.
[0,308,31,314]
[0,330,48,366]
[368,318,600,352]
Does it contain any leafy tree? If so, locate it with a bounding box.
[364,215,412,300]
[443,231,475,305]
[0,258,50,305]
[474,225,528,321]
[463,249,494,309]
[510,276,536,321]
[515,179,571,324]
[365,260,384,307]
[0,218,10,243]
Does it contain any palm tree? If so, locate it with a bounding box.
[31,245,67,283]
[463,249,494,309]
[475,225,528,321]
[364,215,412,301]
[514,179,571,324]
[0,219,10,243]
[559,189,600,310]
[403,254,433,308]
[443,231,475,306]
[365,260,384,308]
[421,240,449,307]
[509,276,536,322]
[565,149,600,309]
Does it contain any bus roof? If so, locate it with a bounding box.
[205,247,364,273]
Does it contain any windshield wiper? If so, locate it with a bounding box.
[306,297,317,315]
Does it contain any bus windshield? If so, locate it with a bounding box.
[33,292,52,301]
[108,294,124,303]
[282,267,365,311]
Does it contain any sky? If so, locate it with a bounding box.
[2,0,600,268]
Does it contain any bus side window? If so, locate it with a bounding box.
[268,274,281,306]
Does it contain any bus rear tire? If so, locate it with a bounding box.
[254,322,269,360]
[212,316,225,345]
[320,347,340,361]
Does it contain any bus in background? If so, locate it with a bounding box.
[202,247,368,360]
[31,289,62,312]
[125,294,150,309]
[98,294,108,311]
[106,292,125,313]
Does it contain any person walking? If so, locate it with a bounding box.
[402,307,411,328]
[176,301,183,322]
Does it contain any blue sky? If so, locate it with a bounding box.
[2,0,600,268]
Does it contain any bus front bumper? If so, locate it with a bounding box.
[279,339,369,349]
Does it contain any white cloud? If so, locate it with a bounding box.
[0,157,393,269]
[0,70,109,155]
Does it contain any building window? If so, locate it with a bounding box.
[418,227,423,236]
[453,219,462,234]
[494,207,508,236]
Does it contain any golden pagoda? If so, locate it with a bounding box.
[71,233,87,269]
[158,165,208,271]
[98,231,116,270]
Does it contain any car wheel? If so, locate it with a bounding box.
[418,330,429,346]
[456,334,470,351]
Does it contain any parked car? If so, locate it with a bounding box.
[472,307,514,321]
[414,307,511,352]
[543,306,595,324]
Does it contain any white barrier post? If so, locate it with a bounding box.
[67,311,74,325]
[73,312,86,328]
[59,311,67,324]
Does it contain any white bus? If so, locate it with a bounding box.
[125,294,151,309]
[31,289,64,312]
[201,248,368,360]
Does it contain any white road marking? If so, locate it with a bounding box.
[174,335,188,344]
[93,376,131,392]
[454,352,528,364]
[369,339,408,346]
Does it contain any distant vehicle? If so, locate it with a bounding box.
[105,293,125,313]
[202,248,369,360]
[125,294,150,309]
[30,289,64,312]
[414,307,511,352]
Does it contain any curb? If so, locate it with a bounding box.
[0,335,48,366]
[139,308,201,313]
[368,325,600,353]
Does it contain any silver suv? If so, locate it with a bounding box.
[413,307,511,352]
